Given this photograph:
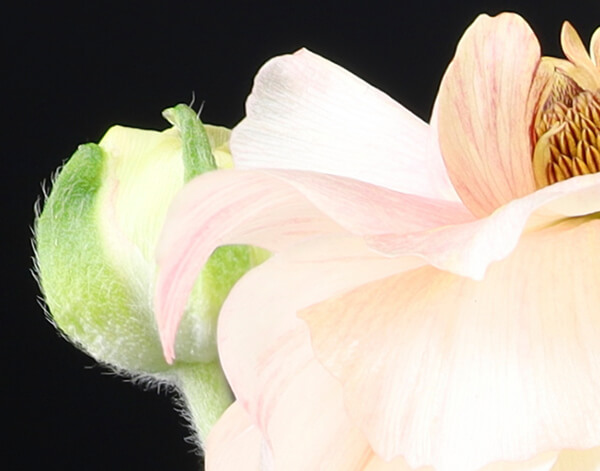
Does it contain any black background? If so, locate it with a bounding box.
[4,1,599,469]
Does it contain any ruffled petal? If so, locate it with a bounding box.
[217,235,426,470]
[437,13,540,216]
[218,235,423,423]
[301,217,600,471]
[154,169,344,362]
[231,48,457,201]
[205,402,266,471]
[367,173,600,280]
[551,446,600,471]
[155,168,472,361]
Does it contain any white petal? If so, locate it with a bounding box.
[231,49,457,200]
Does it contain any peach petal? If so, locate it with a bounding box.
[205,402,265,471]
[301,218,600,471]
[437,13,539,216]
[367,173,600,280]
[266,355,375,470]
[231,48,458,201]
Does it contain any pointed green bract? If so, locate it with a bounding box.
[163,104,216,180]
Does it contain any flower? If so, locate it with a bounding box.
[155,13,600,471]
[35,104,267,442]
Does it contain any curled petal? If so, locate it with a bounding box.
[301,218,600,471]
[155,170,343,362]
[437,13,539,216]
[232,48,457,201]
[368,173,600,280]
[218,235,424,426]
[155,169,472,361]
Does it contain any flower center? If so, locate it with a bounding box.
[532,70,600,188]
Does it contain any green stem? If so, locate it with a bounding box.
[175,361,234,445]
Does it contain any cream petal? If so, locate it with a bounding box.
[367,173,600,280]
[231,48,457,201]
[363,457,432,471]
[205,402,266,471]
[477,453,559,471]
[591,27,600,67]
[561,22,599,73]
[154,168,472,361]
[559,22,600,90]
[561,22,595,68]
[301,218,600,471]
[551,446,600,471]
[437,13,539,216]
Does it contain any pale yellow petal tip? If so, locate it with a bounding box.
[560,21,595,69]
[591,27,600,66]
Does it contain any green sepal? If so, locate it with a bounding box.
[163,104,216,180]
[36,143,169,372]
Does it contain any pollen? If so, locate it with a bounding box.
[532,74,600,188]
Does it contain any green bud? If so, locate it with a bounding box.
[35,105,263,375]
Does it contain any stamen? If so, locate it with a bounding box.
[532,76,600,188]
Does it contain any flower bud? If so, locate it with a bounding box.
[35,105,264,375]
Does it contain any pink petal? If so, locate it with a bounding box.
[273,170,473,235]
[154,169,472,362]
[205,402,266,471]
[231,48,458,201]
[437,13,540,216]
[301,217,600,471]
[367,173,600,280]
